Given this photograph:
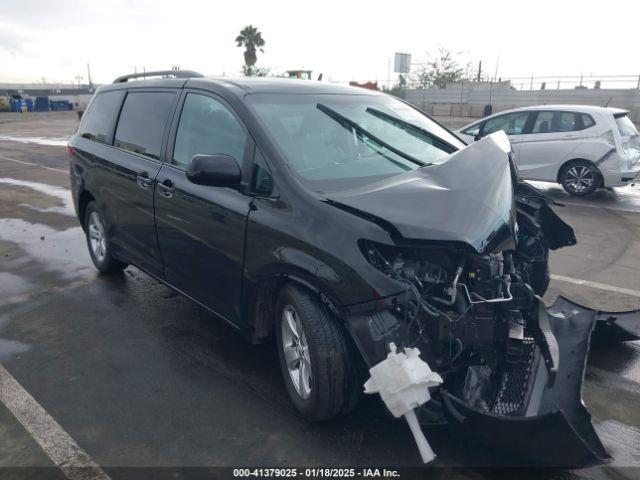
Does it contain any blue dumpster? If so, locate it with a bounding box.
[25,98,33,112]
[34,96,50,111]
[50,100,71,111]
[9,95,26,112]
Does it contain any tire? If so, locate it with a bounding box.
[84,201,127,274]
[560,160,599,196]
[275,284,360,421]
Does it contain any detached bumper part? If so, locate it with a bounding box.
[549,296,640,343]
[364,343,442,463]
[438,300,612,466]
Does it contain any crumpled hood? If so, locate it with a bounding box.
[323,133,516,253]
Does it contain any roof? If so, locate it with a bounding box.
[494,104,628,115]
[195,77,382,95]
[100,75,382,96]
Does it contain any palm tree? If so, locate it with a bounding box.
[235,25,265,75]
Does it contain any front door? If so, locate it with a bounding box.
[479,111,531,162]
[154,91,253,325]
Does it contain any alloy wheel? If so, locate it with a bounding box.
[88,211,106,263]
[281,305,312,399]
[565,165,595,193]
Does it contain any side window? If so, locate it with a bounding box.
[532,111,579,134]
[173,93,247,168]
[531,111,554,133]
[555,112,578,132]
[252,150,275,196]
[78,90,124,144]
[483,112,529,136]
[461,122,481,136]
[114,92,176,160]
[581,114,595,129]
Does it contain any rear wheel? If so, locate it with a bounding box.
[560,161,599,196]
[84,201,127,274]
[275,285,360,421]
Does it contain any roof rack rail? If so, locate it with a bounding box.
[113,70,204,83]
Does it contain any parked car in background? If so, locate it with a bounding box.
[456,105,640,196]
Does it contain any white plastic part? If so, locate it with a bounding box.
[364,343,443,464]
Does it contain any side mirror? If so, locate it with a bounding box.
[186,154,242,187]
[474,133,482,141]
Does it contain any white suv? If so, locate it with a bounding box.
[456,105,640,196]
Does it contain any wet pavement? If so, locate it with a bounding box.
[0,112,639,478]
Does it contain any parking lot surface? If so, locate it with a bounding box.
[0,111,639,478]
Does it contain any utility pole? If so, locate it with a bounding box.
[74,74,83,105]
[476,61,482,82]
[86,63,92,90]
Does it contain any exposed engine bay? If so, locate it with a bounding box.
[359,182,569,415]
[347,182,635,465]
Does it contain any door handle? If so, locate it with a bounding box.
[136,171,153,189]
[158,179,176,198]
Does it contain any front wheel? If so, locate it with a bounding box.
[84,201,127,274]
[275,285,360,421]
[560,161,599,196]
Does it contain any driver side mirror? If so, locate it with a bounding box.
[474,133,483,141]
[186,154,242,187]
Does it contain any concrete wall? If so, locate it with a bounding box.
[404,83,640,122]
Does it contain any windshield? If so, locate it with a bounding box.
[615,114,639,138]
[247,93,464,191]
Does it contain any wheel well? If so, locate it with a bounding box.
[249,276,340,344]
[556,158,601,184]
[78,190,95,230]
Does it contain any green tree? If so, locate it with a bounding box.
[413,48,474,89]
[235,25,265,76]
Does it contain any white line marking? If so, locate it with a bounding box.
[0,154,67,174]
[550,274,640,299]
[0,364,111,480]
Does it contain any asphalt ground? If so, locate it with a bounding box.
[0,111,639,479]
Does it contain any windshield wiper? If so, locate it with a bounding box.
[316,103,426,167]
[365,107,458,154]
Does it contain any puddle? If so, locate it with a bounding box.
[0,135,68,146]
[0,218,91,279]
[0,338,30,361]
[0,272,34,301]
[0,178,75,216]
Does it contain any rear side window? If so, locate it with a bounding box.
[78,90,124,144]
[581,114,595,128]
[173,93,247,168]
[114,92,176,160]
[531,111,578,133]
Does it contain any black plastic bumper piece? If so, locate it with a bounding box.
[548,296,640,343]
[439,297,612,466]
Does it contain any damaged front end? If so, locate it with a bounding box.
[339,135,612,466]
[349,238,610,465]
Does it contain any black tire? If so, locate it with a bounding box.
[84,201,127,274]
[560,160,599,196]
[275,284,360,421]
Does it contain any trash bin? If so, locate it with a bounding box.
[34,96,50,112]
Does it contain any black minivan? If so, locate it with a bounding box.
[69,70,608,463]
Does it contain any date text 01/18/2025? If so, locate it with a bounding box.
[233,468,400,478]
